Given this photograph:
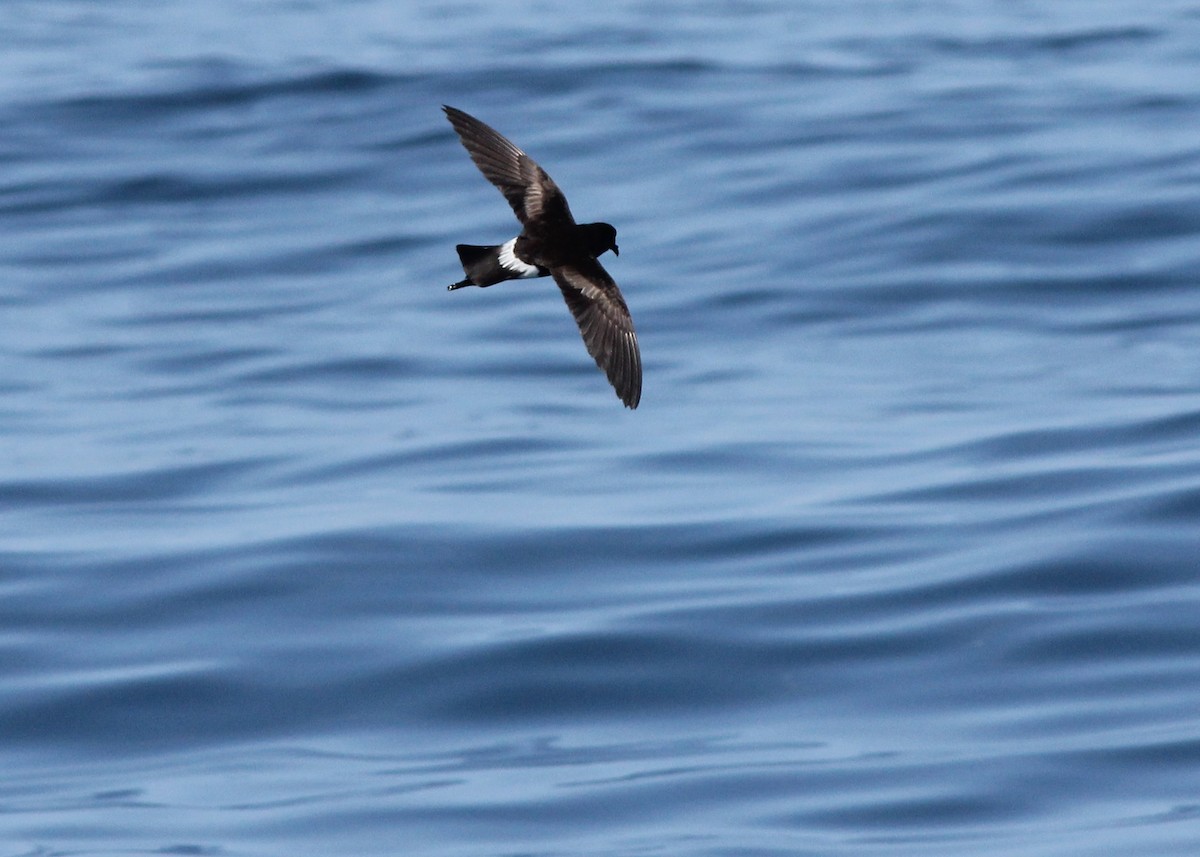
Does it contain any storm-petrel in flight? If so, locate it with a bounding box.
[443,105,641,409]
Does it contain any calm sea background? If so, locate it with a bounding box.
[4,1,1200,855]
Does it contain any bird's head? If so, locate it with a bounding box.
[583,222,619,258]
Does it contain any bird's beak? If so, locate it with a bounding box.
[612,245,620,256]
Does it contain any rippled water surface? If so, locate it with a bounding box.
[4,2,1200,855]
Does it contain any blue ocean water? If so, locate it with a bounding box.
[4,1,1200,854]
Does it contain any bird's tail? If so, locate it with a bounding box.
[448,243,511,291]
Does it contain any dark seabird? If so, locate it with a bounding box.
[442,105,642,409]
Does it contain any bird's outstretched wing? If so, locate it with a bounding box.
[443,105,573,225]
[552,259,641,409]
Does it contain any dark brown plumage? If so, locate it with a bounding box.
[443,105,641,409]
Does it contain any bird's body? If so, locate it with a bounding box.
[442,105,641,409]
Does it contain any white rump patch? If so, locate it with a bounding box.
[498,238,541,278]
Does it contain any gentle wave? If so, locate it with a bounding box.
[4,1,1200,855]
